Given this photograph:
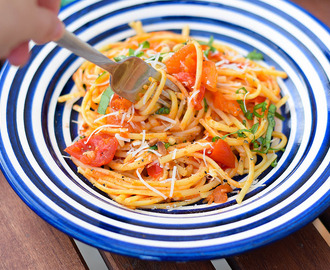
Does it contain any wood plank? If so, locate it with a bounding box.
[291,0,330,27]
[100,251,215,270]
[0,171,86,270]
[226,222,330,270]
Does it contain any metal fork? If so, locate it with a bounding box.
[56,29,178,102]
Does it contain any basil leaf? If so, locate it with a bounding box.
[141,40,150,49]
[264,104,276,150]
[155,107,170,115]
[253,102,267,118]
[203,98,208,112]
[128,48,135,56]
[255,104,276,153]
[96,71,107,82]
[114,55,126,62]
[198,36,216,58]
[212,136,220,142]
[220,123,258,140]
[275,111,285,121]
[129,48,144,57]
[237,99,253,120]
[236,87,248,95]
[250,122,259,134]
[149,145,158,150]
[135,51,144,57]
[97,85,114,114]
[246,49,264,60]
[164,142,171,149]
[271,158,278,167]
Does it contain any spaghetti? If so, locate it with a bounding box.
[60,22,288,209]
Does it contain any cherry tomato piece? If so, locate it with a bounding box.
[65,133,118,167]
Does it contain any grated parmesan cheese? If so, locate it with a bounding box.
[169,166,177,198]
[127,130,149,157]
[187,90,200,105]
[94,111,120,123]
[215,59,229,66]
[172,148,177,159]
[84,124,123,144]
[136,169,167,200]
[243,91,250,112]
[115,133,130,143]
[202,148,208,166]
[154,115,177,125]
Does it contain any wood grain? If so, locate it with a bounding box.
[227,222,330,270]
[0,171,86,270]
[291,0,330,27]
[100,252,215,270]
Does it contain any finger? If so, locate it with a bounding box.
[37,0,61,14]
[30,7,64,44]
[7,41,30,66]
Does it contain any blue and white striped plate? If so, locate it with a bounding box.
[0,0,329,261]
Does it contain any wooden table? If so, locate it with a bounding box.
[1,0,329,269]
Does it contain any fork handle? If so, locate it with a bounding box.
[56,29,117,73]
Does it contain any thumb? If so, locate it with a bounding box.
[29,7,64,45]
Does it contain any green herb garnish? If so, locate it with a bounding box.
[198,36,216,58]
[250,122,260,134]
[275,111,285,121]
[212,136,221,142]
[164,142,171,149]
[114,55,126,62]
[149,145,158,150]
[97,85,114,114]
[155,107,170,115]
[149,142,171,150]
[203,98,208,112]
[221,122,259,140]
[146,53,165,63]
[246,49,264,60]
[253,104,276,153]
[236,87,253,120]
[96,71,107,82]
[253,102,267,118]
[271,158,278,167]
[264,104,276,150]
[141,40,150,49]
[129,48,144,57]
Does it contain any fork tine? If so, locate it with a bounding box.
[158,97,171,108]
[164,78,179,92]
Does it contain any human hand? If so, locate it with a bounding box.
[0,0,64,66]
